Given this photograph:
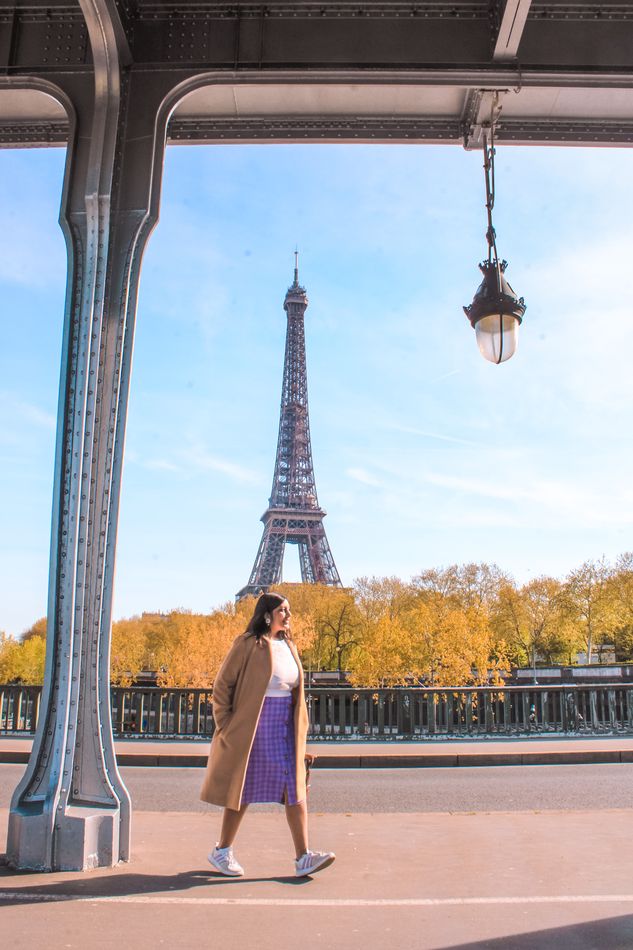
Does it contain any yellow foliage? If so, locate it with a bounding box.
[348,581,505,688]
[22,617,47,641]
[275,583,360,671]
[8,553,631,690]
[0,633,20,683]
[110,616,151,686]
[417,604,500,687]
[561,558,618,663]
[0,631,46,684]
[154,611,240,688]
[348,613,414,687]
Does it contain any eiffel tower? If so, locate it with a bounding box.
[237,256,342,600]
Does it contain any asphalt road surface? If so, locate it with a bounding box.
[1,762,631,813]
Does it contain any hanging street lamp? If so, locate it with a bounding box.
[464,109,526,364]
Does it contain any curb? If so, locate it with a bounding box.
[2,750,633,768]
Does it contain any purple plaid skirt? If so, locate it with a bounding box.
[241,695,301,805]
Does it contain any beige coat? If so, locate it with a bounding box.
[200,632,308,810]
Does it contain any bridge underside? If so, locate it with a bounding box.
[3,2,633,149]
[2,0,633,872]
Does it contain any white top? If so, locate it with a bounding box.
[265,637,300,696]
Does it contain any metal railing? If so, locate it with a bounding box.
[2,683,633,739]
[0,685,41,735]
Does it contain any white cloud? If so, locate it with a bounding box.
[387,423,480,447]
[143,458,182,473]
[0,394,56,432]
[421,468,633,528]
[520,233,633,412]
[125,437,262,485]
[346,467,382,488]
[181,442,261,485]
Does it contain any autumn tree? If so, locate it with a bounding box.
[354,576,417,623]
[491,576,575,667]
[154,608,247,688]
[21,617,47,641]
[270,583,358,672]
[349,613,416,687]
[561,558,617,664]
[0,633,20,683]
[110,615,152,686]
[0,630,46,684]
[412,600,506,687]
[348,576,508,688]
[349,577,419,687]
[608,553,633,659]
[414,562,508,613]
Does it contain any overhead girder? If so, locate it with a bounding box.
[493,1,533,61]
[6,69,633,148]
[3,2,633,74]
[3,0,633,148]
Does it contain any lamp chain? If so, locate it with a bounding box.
[483,118,498,264]
[482,93,504,301]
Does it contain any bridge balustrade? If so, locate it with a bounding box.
[1,684,632,739]
[0,685,41,735]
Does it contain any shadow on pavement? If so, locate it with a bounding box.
[445,913,633,950]
[0,864,310,904]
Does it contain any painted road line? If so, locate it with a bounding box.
[2,893,633,906]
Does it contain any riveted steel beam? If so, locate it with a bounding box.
[5,1,171,872]
[497,116,633,144]
[6,110,633,147]
[493,0,533,61]
[0,117,68,144]
[168,114,462,142]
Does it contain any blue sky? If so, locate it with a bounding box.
[1,141,633,636]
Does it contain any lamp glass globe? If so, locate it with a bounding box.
[474,312,519,364]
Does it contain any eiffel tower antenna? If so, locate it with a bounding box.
[237,258,342,599]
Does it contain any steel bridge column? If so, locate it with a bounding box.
[6,47,170,869]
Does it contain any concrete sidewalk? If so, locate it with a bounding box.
[2,733,633,768]
[2,808,633,949]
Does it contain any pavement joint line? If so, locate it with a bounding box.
[3,749,633,768]
[2,893,633,906]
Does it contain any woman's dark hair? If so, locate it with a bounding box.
[245,592,291,640]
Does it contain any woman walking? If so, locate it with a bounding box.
[201,591,335,878]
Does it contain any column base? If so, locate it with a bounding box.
[7,803,128,871]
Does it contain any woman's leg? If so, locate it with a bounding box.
[218,803,249,848]
[285,800,309,859]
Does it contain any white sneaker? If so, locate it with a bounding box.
[208,845,244,877]
[295,849,336,877]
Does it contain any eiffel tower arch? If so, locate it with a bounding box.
[237,257,341,600]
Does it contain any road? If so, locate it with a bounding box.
[3,764,633,949]
[1,762,632,813]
